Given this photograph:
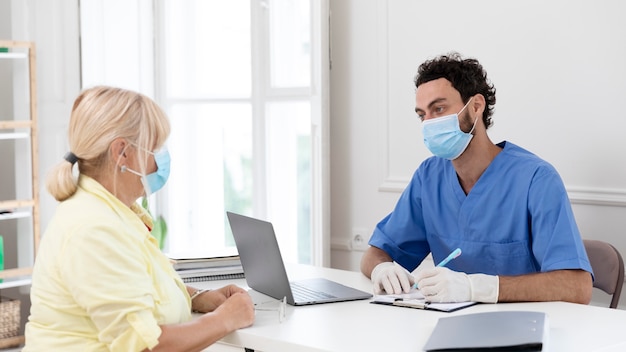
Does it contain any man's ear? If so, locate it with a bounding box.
[471,94,486,115]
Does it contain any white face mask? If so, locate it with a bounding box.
[422,98,477,160]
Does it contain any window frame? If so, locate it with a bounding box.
[152,0,331,266]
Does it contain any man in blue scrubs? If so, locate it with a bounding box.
[361,53,593,304]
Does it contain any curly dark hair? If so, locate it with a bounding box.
[414,52,496,129]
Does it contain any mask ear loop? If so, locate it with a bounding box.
[460,97,479,135]
[121,165,142,177]
[120,164,152,196]
[120,141,155,196]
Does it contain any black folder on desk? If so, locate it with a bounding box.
[423,311,547,351]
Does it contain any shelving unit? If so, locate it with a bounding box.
[0,40,39,349]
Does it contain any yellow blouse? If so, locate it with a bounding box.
[24,175,191,351]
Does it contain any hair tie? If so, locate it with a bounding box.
[64,152,79,165]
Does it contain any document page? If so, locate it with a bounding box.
[371,289,477,312]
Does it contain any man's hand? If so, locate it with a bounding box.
[415,267,499,303]
[370,261,415,294]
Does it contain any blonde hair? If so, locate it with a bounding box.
[46,86,171,201]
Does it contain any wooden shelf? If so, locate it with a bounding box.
[0,121,33,129]
[0,40,40,291]
[0,335,24,349]
[0,200,36,211]
[0,267,33,280]
[0,39,37,352]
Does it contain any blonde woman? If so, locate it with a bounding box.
[24,86,254,351]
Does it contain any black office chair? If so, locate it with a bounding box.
[584,239,624,309]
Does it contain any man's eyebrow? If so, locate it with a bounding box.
[415,97,447,114]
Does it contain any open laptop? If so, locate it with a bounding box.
[227,211,373,306]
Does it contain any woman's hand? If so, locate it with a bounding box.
[191,284,249,313]
[149,286,255,351]
[213,291,255,331]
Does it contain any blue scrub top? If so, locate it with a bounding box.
[369,141,592,277]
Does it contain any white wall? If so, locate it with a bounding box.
[328,0,626,306]
[0,0,80,334]
[6,0,626,310]
[0,0,81,239]
[80,0,154,96]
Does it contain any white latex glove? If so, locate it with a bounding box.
[370,261,415,294]
[414,267,499,303]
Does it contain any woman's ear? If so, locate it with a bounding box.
[109,138,129,167]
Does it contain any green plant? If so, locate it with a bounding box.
[141,197,167,250]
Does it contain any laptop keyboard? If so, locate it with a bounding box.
[291,282,336,301]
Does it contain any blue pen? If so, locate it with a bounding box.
[413,248,462,289]
[436,248,462,267]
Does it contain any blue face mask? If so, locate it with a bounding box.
[144,149,170,194]
[422,98,477,160]
[123,148,171,195]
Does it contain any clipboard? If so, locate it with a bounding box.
[370,290,477,313]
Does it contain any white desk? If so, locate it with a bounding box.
[194,264,626,352]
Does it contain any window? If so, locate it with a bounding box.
[80,0,329,265]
